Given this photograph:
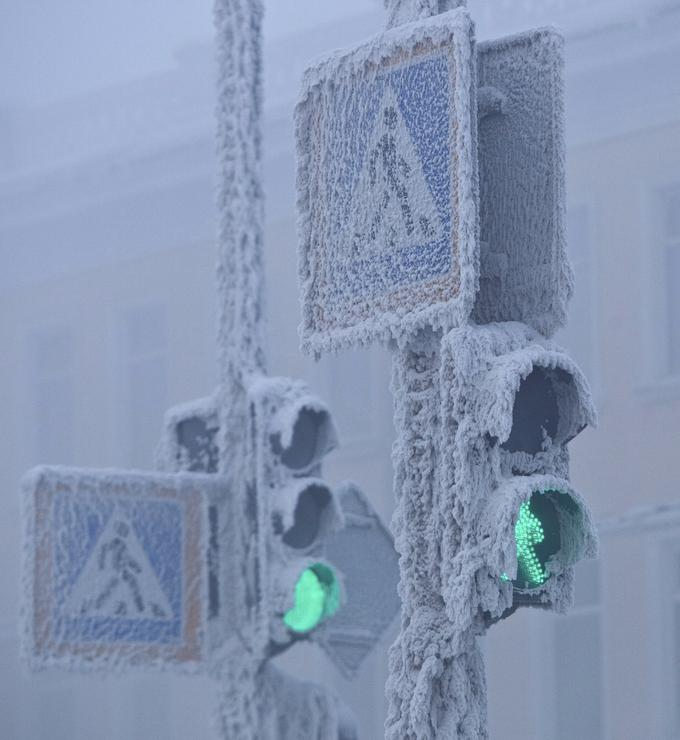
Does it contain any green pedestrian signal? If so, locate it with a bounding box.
[511,493,561,589]
[283,563,340,634]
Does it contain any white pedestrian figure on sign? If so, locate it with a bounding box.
[94,520,145,616]
[351,87,442,257]
[68,514,171,620]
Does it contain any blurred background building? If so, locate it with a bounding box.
[1,0,680,737]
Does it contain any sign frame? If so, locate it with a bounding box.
[22,466,225,673]
[296,8,479,355]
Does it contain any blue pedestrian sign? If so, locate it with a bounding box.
[23,467,226,672]
[296,9,479,354]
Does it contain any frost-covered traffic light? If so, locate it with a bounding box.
[248,376,345,650]
[159,378,401,675]
[439,322,598,623]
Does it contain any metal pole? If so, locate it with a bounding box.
[384,0,466,29]
[382,2,488,737]
[213,1,266,737]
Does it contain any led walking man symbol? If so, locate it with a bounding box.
[351,87,442,255]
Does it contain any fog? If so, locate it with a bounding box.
[2,0,680,738]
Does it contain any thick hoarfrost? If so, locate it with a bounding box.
[474,28,573,337]
[296,8,479,356]
[385,331,488,739]
[156,391,221,473]
[385,0,468,29]
[21,466,224,674]
[212,1,268,735]
[385,324,599,739]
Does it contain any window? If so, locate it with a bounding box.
[553,558,603,740]
[29,326,75,464]
[123,304,167,469]
[660,186,680,376]
[556,206,596,386]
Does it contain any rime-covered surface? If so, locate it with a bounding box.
[385,323,598,738]
[296,9,479,355]
[438,321,598,641]
[386,333,449,739]
[474,29,572,337]
[247,376,341,641]
[316,482,402,681]
[21,466,228,674]
[215,0,266,383]
[246,376,364,740]
[156,391,221,474]
[385,0,467,30]
[213,1,267,735]
[293,2,599,736]
[235,663,358,740]
[385,334,488,739]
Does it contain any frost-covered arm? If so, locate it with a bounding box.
[384,0,467,29]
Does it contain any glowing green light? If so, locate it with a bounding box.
[502,492,562,590]
[283,563,340,633]
[515,501,548,587]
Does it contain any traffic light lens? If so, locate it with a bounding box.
[502,368,559,454]
[507,491,561,590]
[283,563,340,633]
[282,484,331,550]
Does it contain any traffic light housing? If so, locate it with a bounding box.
[157,392,220,474]
[158,377,400,675]
[246,377,345,652]
[439,322,598,625]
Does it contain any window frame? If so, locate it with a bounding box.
[651,530,680,739]
[638,182,680,400]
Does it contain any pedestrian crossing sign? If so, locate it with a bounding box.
[296,9,479,354]
[23,467,225,672]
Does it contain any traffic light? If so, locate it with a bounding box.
[159,377,401,673]
[246,376,347,653]
[157,392,220,474]
[439,322,598,624]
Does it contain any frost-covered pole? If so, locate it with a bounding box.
[383,1,488,738]
[385,0,466,29]
[214,0,266,388]
[386,336,488,740]
[296,2,595,735]
[213,0,266,737]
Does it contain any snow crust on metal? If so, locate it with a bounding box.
[384,0,467,29]
[255,663,358,740]
[296,8,479,355]
[384,323,598,739]
[157,391,221,474]
[316,482,401,679]
[474,28,572,337]
[439,323,598,623]
[21,466,241,674]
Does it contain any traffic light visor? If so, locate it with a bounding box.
[274,479,342,551]
[477,348,596,452]
[270,401,338,473]
[481,475,597,609]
